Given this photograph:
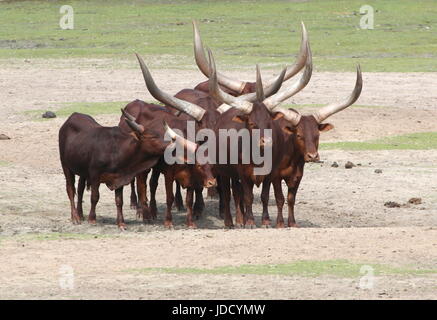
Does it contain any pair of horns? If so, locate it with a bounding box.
[206,34,362,125]
[193,20,309,94]
[268,64,363,126]
[207,41,312,115]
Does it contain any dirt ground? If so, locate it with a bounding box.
[0,60,436,299]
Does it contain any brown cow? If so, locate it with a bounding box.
[59,111,196,229]
[130,53,286,226]
[206,47,312,228]
[260,66,363,227]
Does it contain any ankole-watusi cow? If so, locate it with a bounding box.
[192,20,309,98]
[119,98,216,228]
[124,52,286,226]
[259,65,363,228]
[206,45,312,228]
[59,110,199,229]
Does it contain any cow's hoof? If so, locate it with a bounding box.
[187,224,197,229]
[276,222,285,229]
[88,219,97,225]
[130,204,138,210]
[164,221,174,229]
[261,224,271,229]
[288,223,299,228]
[235,223,244,229]
[72,218,81,225]
[118,223,127,231]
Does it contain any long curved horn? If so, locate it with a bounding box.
[262,41,312,111]
[121,109,145,133]
[207,48,253,114]
[237,65,287,103]
[312,65,363,123]
[193,20,308,93]
[255,65,265,101]
[164,121,198,155]
[135,53,206,121]
[193,20,246,93]
[264,22,309,87]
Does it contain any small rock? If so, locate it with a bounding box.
[384,201,401,208]
[375,169,383,174]
[331,161,339,168]
[345,161,356,169]
[0,134,11,140]
[42,111,56,119]
[136,226,146,232]
[408,197,422,205]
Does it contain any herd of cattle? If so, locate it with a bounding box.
[59,21,363,230]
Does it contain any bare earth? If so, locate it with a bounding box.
[0,60,436,299]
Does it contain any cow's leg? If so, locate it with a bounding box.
[115,187,126,230]
[231,178,244,228]
[185,187,196,228]
[164,173,175,228]
[286,176,302,228]
[221,176,233,228]
[129,180,138,210]
[273,179,286,228]
[241,179,255,228]
[88,181,100,225]
[217,175,225,219]
[76,176,86,221]
[260,179,271,227]
[62,166,80,224]
[174,181,185,211]
[193,187,205,219]
[149,167,160,220]
[136,171,151,222]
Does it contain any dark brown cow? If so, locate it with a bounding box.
[260,66,363,227]
[59,111,193,229]
[192,20,308,97]
[119,98,216,228]
[206,47,312,228]
[129,53,286,226]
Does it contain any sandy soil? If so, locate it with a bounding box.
[0,60,436,299]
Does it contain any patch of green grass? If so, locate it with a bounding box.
[322,132,437,150]
[24,101,129,119]
[0,0,435,71]
[0,161,10,167]
[131,259,436,278]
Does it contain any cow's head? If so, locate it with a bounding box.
[121,111,217,188]
[207,50,289,149]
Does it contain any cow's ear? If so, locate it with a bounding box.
[272,112,284,121]
[281,125,294,135]
[319,123,334,132]
[232,115,247,123]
